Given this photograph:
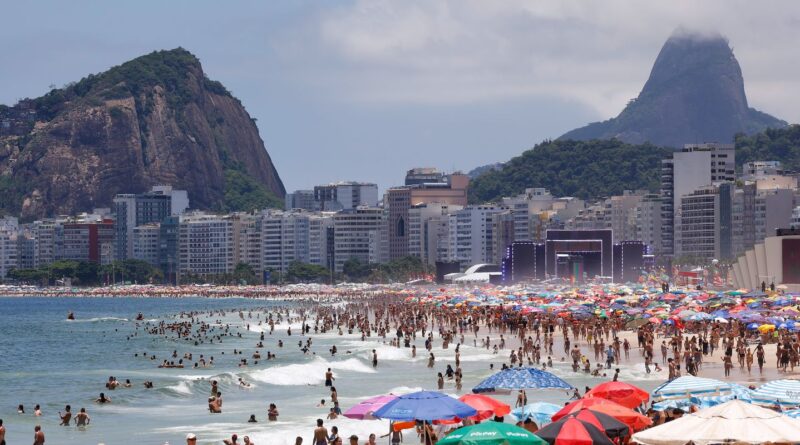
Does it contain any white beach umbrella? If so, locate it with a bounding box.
[632,400,800,445]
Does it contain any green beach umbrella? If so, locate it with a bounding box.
[437,421,547,445]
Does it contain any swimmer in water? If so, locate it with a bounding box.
[96,393,111,404]
[59,405,72,425]
[74,408,90,427]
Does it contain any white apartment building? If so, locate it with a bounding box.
[0,217,19,278]
[232,213,262,273]
[661,143,736,256]
[408,203,461,266]
[178,213,234,277]
[447,205,502,268]
[309,213,334,268]
[634,194,662,254]
[262,210,312,273]
[792,206,800,229]
[754,188,796,241]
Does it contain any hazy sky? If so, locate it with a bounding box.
[2,1,799,192]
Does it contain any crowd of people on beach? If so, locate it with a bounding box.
[5,280,800,444]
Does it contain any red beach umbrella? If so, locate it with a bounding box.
[563,409,630,438]
[458,394,511,420]
[584,381,649,409]
[552,398,652,431]
[535,417,615,445]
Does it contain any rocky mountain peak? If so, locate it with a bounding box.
[559,29,786,147]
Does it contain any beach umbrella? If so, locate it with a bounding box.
[631,400,800,445]
[472,367,574,394]
[562,409,631,438]
[343,394,398,419]
[535,417,615,445]
[373,390,477,421]
[751,379,800,407]
[552,398,652,431]
[511,402,561,426]
[651,376,731,400]
[784,409,800,419]
[584,381,649,409]
[437,421,547,445]
[457,394,511,420]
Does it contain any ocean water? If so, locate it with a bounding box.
[0,297,666,445]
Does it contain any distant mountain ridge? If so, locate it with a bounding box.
[560,30,787,147]
[0,48,285,218]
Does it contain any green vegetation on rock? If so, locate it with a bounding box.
[222,168,283,212]
[468,139,671,203]
[735,125,800,171]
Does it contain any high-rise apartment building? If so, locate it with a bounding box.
[332,207,386,272]
[61,216,115,264]
[661,143,736,256]
[314,182,378,211]
[113,186,188,260]
[387,170,469,260]
[178,213,233,278]
[675,183,735,261]
[132,223,161,266]
[408,203,461,266]
[285,190,318,211]
[447,205,503,268]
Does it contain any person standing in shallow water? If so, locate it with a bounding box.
[33,425,45,445]
[74,408,90,427]
[312,419,328,445]
[59,405,71,426]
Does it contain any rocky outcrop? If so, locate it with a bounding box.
[0,48,284,218]
[560,30,787,147]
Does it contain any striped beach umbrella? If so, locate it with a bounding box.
[651,376,731,400]
[751,379,800,407]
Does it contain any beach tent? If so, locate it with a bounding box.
[751,379,800,407]
[472,367,574,394]
[511,402,561,426]
[437,421,547,445]
[631,400,800,445]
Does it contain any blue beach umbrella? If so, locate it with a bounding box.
[372,391,477,421]
[472,367,574,394]
[511,402,561,426]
